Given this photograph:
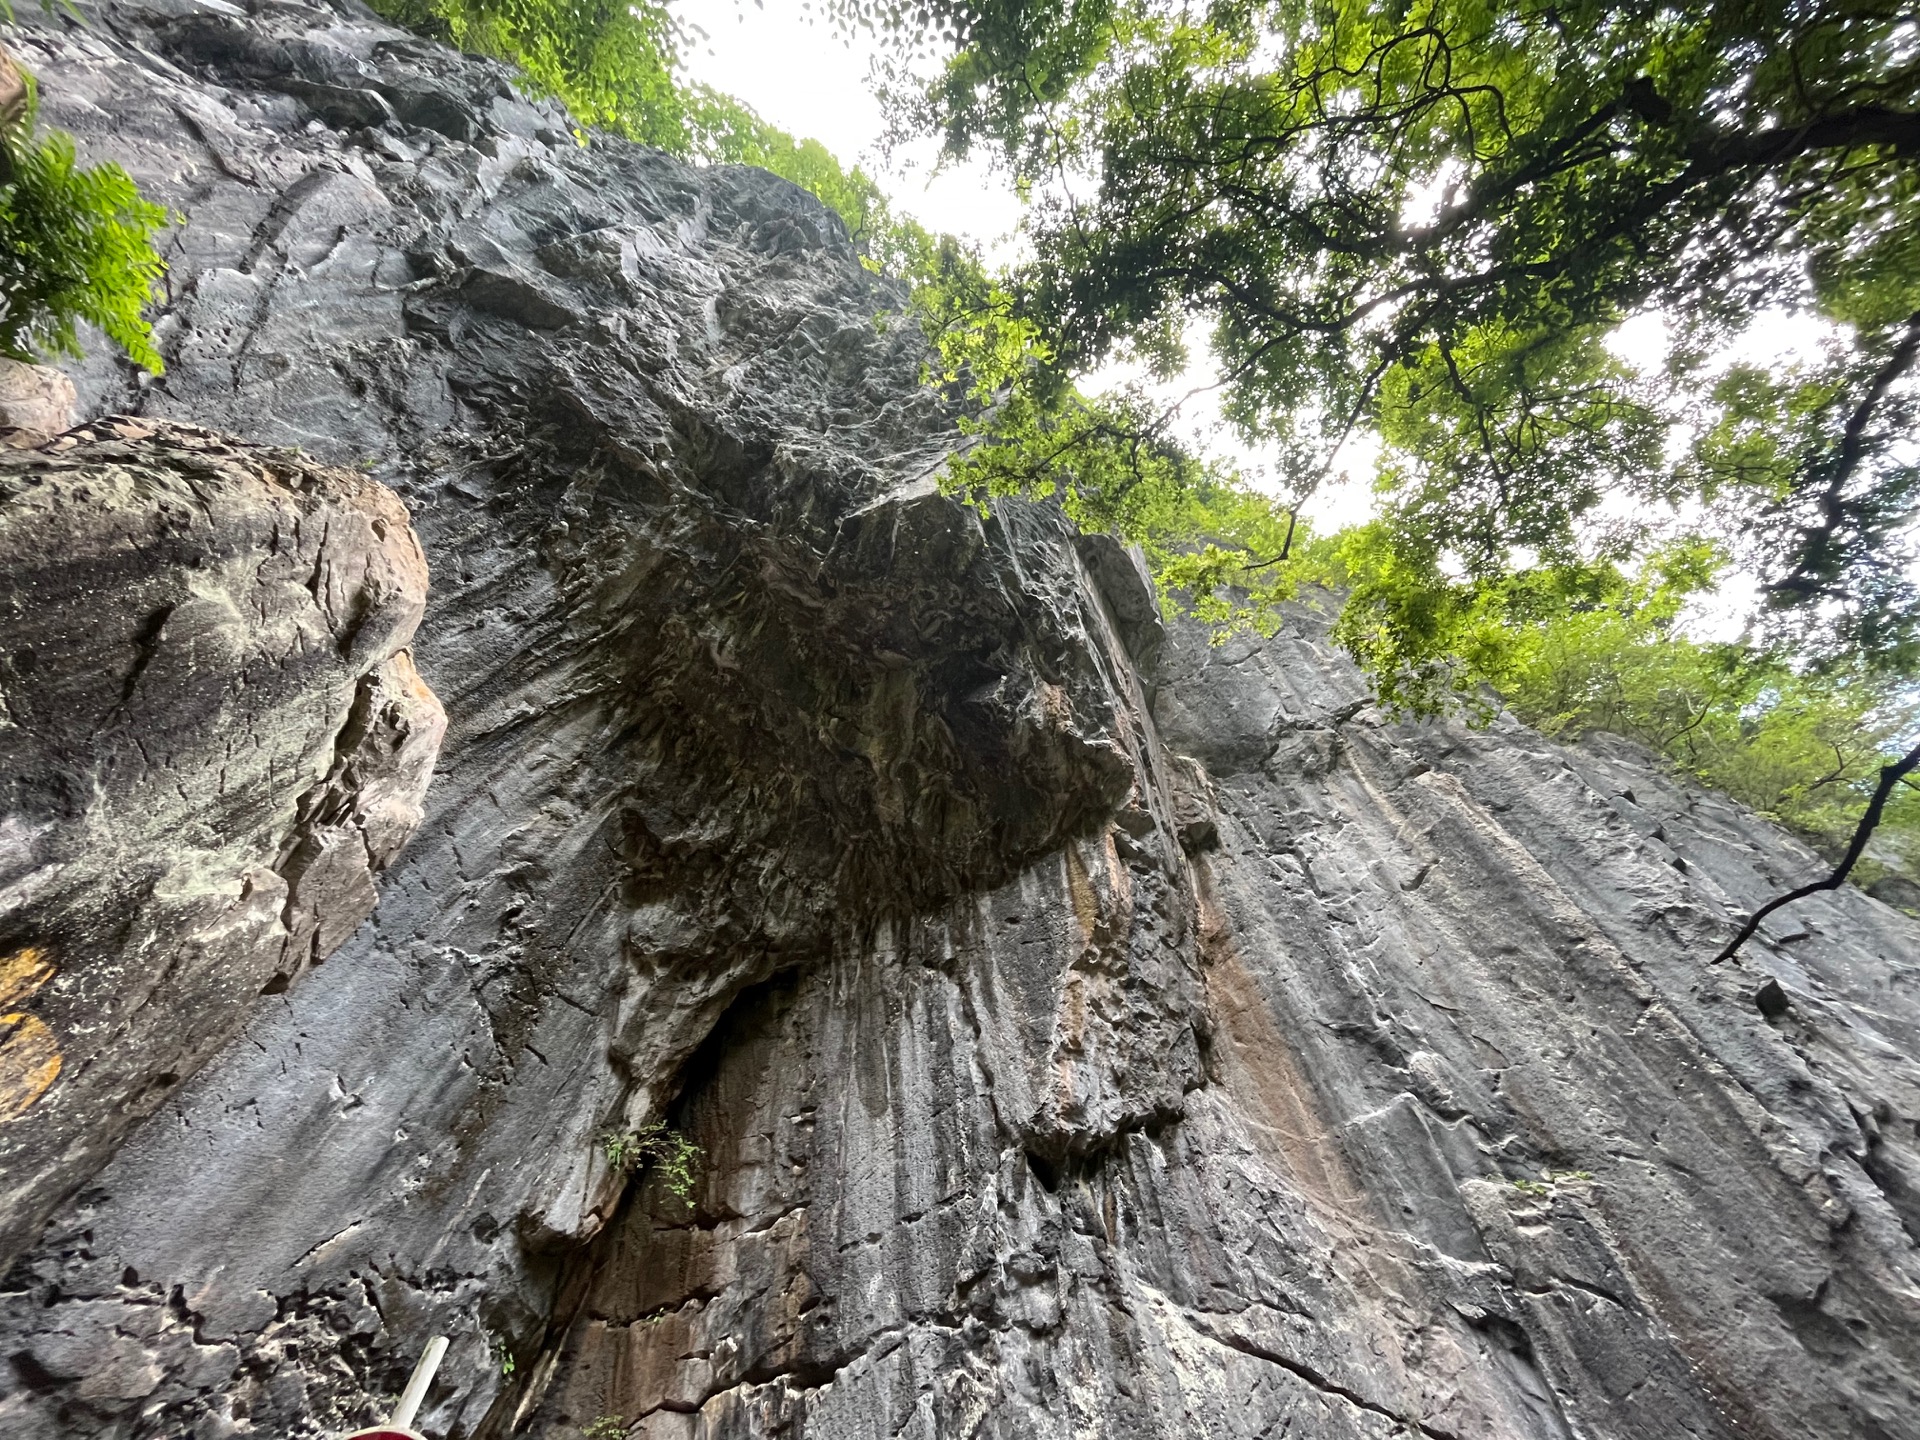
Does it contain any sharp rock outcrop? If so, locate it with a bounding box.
[0,4,1916,1440]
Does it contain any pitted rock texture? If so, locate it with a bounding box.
[0,418,442,1270]
[0,4,1917,1440]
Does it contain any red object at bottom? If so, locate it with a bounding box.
[343,1429,427,1439]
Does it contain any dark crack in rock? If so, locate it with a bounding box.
[0,3,1916,1439]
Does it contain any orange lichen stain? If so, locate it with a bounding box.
[1063,843,1100,944]
[0,1014,60,1119]
[0,946,60,1120]
[1038,681,1073,729]
[392,649,436,706]
[0,946,54,1009]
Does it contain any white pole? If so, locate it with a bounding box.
[390,1336,449,1431]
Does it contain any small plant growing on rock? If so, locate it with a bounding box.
[600,1119,700,1202]
[581,1417,627,1440]
[1511,1169,1594,1198]
[0,46,168,371]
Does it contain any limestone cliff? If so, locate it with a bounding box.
[0,3,1915,1439]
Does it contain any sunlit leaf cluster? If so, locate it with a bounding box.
[0,54,168,372]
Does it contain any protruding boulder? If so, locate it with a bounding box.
[0,419,443,1267]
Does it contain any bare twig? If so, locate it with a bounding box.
[1243,506,1301,570]
[1714,739,1920,962]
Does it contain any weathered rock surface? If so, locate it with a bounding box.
[0,3,1916,1439]
[0,361,76,443]
[0,418,442,1272]
[527,615,1920,1440]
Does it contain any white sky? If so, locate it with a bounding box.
[676,1,1026,254]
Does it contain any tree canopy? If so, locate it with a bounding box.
[841,0,1920,705]
[825,0,1920,915]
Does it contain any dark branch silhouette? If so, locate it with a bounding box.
[1766,309,1920,606]
[1243,506,1301,571]
[1714,739,1920,962]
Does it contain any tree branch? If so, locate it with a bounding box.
[1768,308,1920,604]
[1242,507,1300,571]
[1687,104,1920,174]
[1714,739,1920,962]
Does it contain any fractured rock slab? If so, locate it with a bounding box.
[0,2,1915,1438]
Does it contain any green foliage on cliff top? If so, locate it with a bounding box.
[364,0,899,244]
[686,87,896,250]
[368,0,688,144]
[1383,542,1920,885]
[1513,630,1920,892]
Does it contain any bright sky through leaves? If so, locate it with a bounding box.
[674,0,1877,559]
[675,0,1023,256]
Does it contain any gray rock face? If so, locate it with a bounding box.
[0,4,1916,1440]
[0,418,442,1271]
[530,618,1920,1440]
